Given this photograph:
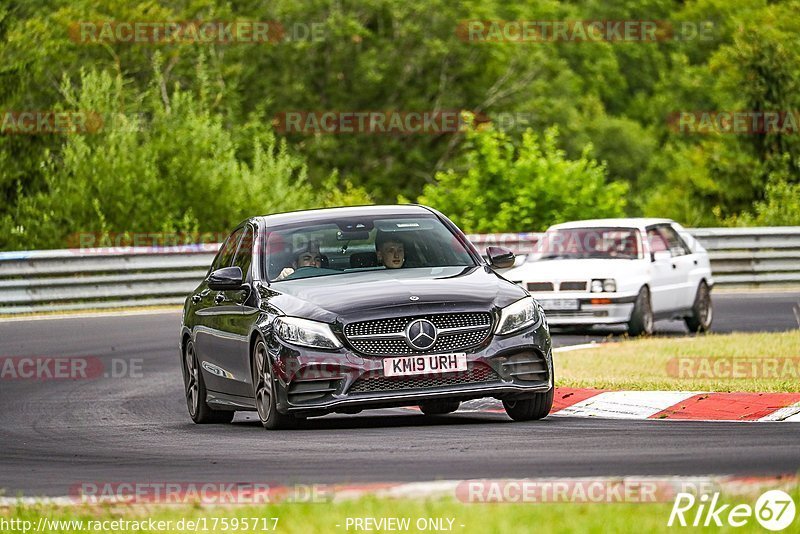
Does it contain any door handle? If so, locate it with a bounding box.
[214,293,226,304]
[191,294,202,303]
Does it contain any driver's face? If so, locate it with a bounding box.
[378,241,404,269]
[296,252,322,267]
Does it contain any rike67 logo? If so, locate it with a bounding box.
[668,490,796,530]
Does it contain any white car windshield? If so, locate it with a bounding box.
[535,227,642,260]
[265,215,476,281]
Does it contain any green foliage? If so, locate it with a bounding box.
[418,118,628,233]
[728,157,800,226]
[2,0,800,251]
[0,61,336,250]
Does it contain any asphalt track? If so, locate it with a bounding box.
[0,292,798,497]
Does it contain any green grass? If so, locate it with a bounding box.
[4,489,798,534]
[556,331,800,392]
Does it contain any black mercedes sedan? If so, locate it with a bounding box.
[179,205,553,429]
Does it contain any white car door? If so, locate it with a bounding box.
[661,224,698,309]
[646,226,683,312]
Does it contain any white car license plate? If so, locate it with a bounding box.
[383,353,467,377]
[541,299,580,311]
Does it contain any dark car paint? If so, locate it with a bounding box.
[180,205,552,416]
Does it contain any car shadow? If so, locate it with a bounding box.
[230,409,525,431]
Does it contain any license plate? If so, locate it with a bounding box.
[540,299,580,311]
[383,353,467,377]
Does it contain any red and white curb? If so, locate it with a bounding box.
[415,388,800,421]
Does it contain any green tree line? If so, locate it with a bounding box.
[1,0,799,250]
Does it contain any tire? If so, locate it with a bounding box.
[627,286,654,337]
[182,340,234,424]
[685,282,713,333]
[502,388,554,421]
[419,400,460,415]
[252,339,297,430]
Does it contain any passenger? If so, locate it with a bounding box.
[376,233,405,269]
[276,243,322,280]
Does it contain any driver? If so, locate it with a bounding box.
[276,242,322,280]
[376,232,405,269]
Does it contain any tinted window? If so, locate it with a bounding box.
[232,226,253,278]
[211,227,244,272]
[265,215,475,281]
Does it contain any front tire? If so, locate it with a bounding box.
[627,286,654,337]
[252,339,297,430]
[503,389,554,421]
[685,282,713,333]
[182,340,234,424]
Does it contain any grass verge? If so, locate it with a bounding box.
[4,489,799,534]
[556,330,800,392]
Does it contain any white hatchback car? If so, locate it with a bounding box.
[503,218,714,335]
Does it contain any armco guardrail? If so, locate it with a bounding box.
[0,227,798,314]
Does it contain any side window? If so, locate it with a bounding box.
[646,227,668,253]
[210,228,244,273]
[232,226,253,279]
[659,225,690,257]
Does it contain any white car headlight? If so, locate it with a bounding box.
[591,279,616,293]
[274,316,343,349]
[495,296,540,335]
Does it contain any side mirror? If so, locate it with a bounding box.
[486,246,515,269]
[208,266,244,290]
[651,250,671,263]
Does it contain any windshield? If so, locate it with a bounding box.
[533,227,642,260]
[264,215,476,281]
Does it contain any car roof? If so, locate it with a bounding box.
[547,218,675,231]
[256,204,434,228]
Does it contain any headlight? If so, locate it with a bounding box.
[495,296,539,335]
[591,279,616,293]
[273,316,343,349]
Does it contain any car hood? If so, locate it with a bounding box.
[504,258,645,283]
[261,266,526,323]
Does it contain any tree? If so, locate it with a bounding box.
[417,118,628,233]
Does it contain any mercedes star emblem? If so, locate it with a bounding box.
[405,319,437,351]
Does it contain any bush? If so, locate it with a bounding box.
[416,118,628,233]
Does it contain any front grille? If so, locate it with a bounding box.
[559,281,587,291]
[527,282,554,291]
[347,363,500,394]
[344,313,492,356]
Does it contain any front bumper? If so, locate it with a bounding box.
[269,319,552,416]
[533,292,638,326]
